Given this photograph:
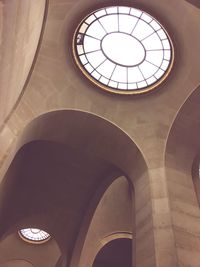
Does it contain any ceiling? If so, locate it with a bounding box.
[0,1,200,267]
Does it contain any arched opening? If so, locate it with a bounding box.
[165,84,200,266]
[0,110,152,267]
[92,238,132,267]
[78,176,133,267]
[0,259,34,267]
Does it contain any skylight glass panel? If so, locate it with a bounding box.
[108,80,118,88]
[130,8,142,18]
[141,13,153,23]
[128,67,143,83]
[132,19,154,40]
[139,61,158,79]
[150,20,161,30]
[112,65,127,83]
[73,6,174,94]
[145,50,163,67]
[85,14,96,24]
[83,36,100,53]
[99,15,118,33]
[119,6,130,14]
[118,83,127,90]
[79,23,88,34]
[86,51,106,68]
[96,60,115,78]
[86,22,106,39]
[106,7,118,14]
[19,228,50,244]
[138,81,148,88]
[119,14,138,34]
[142,33,163,50]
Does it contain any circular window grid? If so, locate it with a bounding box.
[18,228,51,244]
[73,6,174,95]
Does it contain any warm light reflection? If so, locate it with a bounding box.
[74,6,173,94]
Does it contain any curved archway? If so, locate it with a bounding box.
[0,259,34,267]
[92,238,132,267]
[0,0,47,127]
[77,176,133,267]
[185,0,200,8]
[0,110,153,267]
[165,84,200,266]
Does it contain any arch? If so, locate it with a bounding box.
[0,0,48,127]
[165,84,200,267]
[100,232,132,246]
[0,110,153,267]
[185,0,200,8]
[165,84,200,173]
[76,176,133,267]
[0,259,34,267]
[92,237,132,267]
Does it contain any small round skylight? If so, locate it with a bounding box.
[73,6,174,95]
[19,228,51,244]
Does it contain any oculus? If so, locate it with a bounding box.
[73,6,174,95]
[19,228,51,244]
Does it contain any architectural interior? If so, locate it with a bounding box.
[0,0,200,266]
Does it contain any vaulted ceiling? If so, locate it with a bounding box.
[0,1,200,267]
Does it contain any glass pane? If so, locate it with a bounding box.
[133,19,154,40]
[128,67,143,83]
[99,14,118,33]
[142,32,163,50]
[145,50,163,67]
[118,83,127,89]
[141,13,152,23]
[139,61,158,79]
[119,6,130,14]
[86,20,106,39]
[119,14,138,34]
[108,80,118,88]
[112,65,127,83]
[84,36,101,53]
[96,60,115,78]
[95,9,106,18]
[106,7,118,14]
[155,69,164,79]
[87,50,106,68]
[130,8,142,18]
[150,20,161,31]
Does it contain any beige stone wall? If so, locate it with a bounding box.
[166,87,200,267]
[0,0,47,127]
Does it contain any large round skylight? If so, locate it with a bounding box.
[19,228,51,244]
[73,6,174,94]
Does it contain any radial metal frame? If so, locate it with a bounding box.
[18,228,51,244]
[72,6,174,95]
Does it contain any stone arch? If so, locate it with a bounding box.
[184,0,200,8]
[92,236,132,267]
[0,259,34,267]
[76,176,133,267]
[0,110,153,267]
[165,84,200,267]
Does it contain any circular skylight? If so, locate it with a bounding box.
[73,6,174,94]
[19,228,51,244]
